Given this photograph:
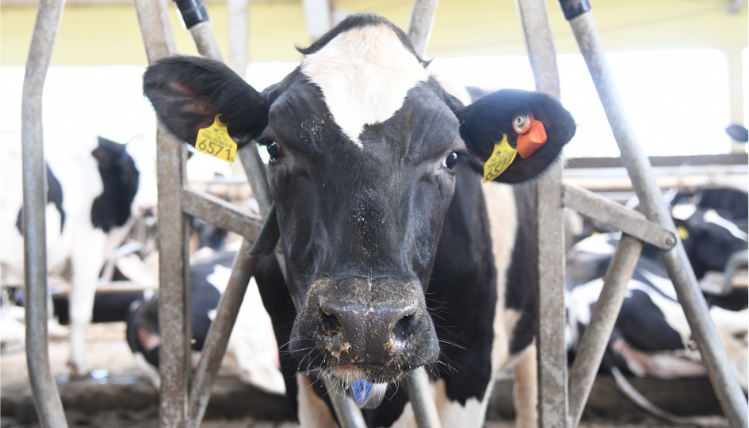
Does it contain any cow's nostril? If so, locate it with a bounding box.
[392,313,417,340]
[320,308,342,334]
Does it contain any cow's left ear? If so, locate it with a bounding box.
[456,89,576,183]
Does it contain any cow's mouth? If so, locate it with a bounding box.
[327,362,413,385]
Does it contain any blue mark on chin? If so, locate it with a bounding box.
[352,379,372,404]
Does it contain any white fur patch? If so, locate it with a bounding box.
[301,24,429,147]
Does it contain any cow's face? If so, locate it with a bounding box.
[143,13,575,387]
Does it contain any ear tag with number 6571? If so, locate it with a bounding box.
[195,114,237,163]
[483,133,517,183]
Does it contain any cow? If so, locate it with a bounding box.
[0,134,156,377]
[126,249,285,394]
[142,13,576,427]
[565,200,748,392]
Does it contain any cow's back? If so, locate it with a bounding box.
[1,146,104,283]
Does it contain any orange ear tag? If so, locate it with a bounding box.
[195,114,237,163]
[483,133,517,183]
[514,113,547,159]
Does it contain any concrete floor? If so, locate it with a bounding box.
[1,322,730,427]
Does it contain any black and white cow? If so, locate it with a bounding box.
[565,201,748,390]
[0,134,156,376]
[142,14,576,427]
[126,249,284,393]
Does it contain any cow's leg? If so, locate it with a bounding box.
[513,345,538,428]
[68,229,107,377]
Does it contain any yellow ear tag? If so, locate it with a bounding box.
[483,134,518,183]
[677,226,689,240]
[195,114,237,163]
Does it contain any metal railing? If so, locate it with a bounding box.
[19,0,747,427]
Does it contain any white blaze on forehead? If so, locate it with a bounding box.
[301,24,429,147]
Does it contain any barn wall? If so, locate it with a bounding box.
[1,0,746,120]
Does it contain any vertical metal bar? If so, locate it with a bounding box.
[21,0,68,426]
[567,234,643,425]
[407,0,439,58]
[156,125,193,427]
[237,146,272,217]
[227,0,249,76]
[134,0,177,62]
[562,6,748,427]
[406,368,442,428]
[323,376,367,428]
[134,2,193,426]
[189,22,224,62]
[188,240,256,427]
[515,0,567,427]
[515,0,561,99]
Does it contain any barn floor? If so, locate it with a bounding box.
[1,322,731,427]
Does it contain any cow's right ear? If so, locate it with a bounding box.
[143,55,269,148]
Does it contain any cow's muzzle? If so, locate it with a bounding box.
[291,277,438,384]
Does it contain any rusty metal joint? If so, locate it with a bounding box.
[562,183,676,250]
[182,187,263,239]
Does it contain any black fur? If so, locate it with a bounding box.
[91,137,140,232]
[143,56,268,147]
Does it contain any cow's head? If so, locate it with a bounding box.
[143,14,575,387]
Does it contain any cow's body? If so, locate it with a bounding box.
[566,199,748,391]
[143,14,575,426]
[0,134,155,376]
[126,249,285,394]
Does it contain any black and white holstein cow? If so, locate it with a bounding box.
[126,249,285,394]
[0,134,156,376]
[143,14,576,427]
[566,201,748,391]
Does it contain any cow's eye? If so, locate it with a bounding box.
[267,141,282,161]
[442,152,459,169]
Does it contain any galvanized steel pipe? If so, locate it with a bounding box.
[188,239,256,427]
[22,0,68,426]
[515,0,567,426]
[567,234,643,425]
[407,0,439,58]
[406,368,442,428]
[561,3,748,426]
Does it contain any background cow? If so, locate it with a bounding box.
[126,248,284,395]
[566,193,748,392]
[142,13,576,427]
[0,134,156,377]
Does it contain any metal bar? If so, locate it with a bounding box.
[227,0,249,76]
[188,239,256,427]
[406,368,442,428]
[562,184,676,250]
[323,375,367,428]
[156,125,193,427]
[515,0,560,98]
[133,2,193,426]
[188,207,279,426]
[515,0,567,426]
[189,22,224,62]
[407,0,439,58]
[22,0,68,426]
[134,0,176,62]
[182,187,263,239]
[563,6,748,427]
[567,234,643,425]
[237,145,272,218]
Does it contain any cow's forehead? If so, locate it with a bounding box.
[300,23,430,147]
